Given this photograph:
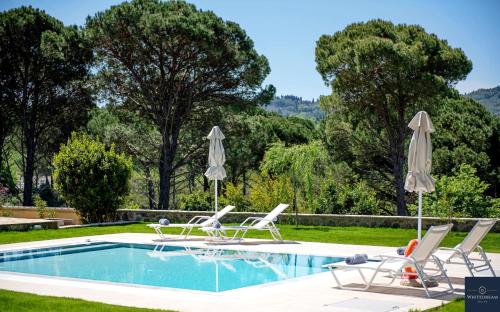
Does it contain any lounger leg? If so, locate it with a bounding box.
[328,266,377,291]
[415,265,433,298]
[239,228,249,241]
[460,251,475,277]
[477,246,496,277]
[155,227,166,239]
[435,258,454,294]
[420,257,454,298]
[231,229,242,240]
[184,226,194,239]
[178,227,187,239]
[269,223,283,241]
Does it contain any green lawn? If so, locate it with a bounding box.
[1,222,499,253]
[411,299,464,312]
[0,289,172,312]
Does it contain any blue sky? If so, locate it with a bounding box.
[2,0,500,100]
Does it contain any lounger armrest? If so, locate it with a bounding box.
[239,216,265,227]
[437,247,459,252]
[187,215,211,225]
[378,255,414,263]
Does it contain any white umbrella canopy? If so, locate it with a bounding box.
[204,126,226,223]
[404,111,435,240]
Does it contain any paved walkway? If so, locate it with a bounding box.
[0,233,498,312]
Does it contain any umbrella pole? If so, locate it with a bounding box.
[215,179,219,238]
[215,179,218,220]
[418,191,422,241]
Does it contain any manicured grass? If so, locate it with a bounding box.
[419,299,464,312]
[0,289,173,312]
[1,222,499,253]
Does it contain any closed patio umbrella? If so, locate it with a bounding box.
[404,111,435,240]
[204,126,226,226]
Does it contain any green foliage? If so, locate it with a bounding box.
[34,194,56,219]
[86,0,273,209]
[53,134,132,223]
[0,6,94,205]
[87,108,161,209]
[466,86,500,115]
[178,190,212,211]
[260,141,329,217]
[417,165,498,218]
[316,19,472,215]
[86,108,120,141]
[315,180,380,215]
[248,176,293,212]
[35,183,64,207]
[432,97,499,195]
[220,182,251,211]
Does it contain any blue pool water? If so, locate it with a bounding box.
[0,242,342,292]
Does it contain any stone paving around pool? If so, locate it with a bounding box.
[0,233,498,312]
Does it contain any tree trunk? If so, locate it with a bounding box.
[203,175,209,192]
[293,186,298,227]
[171,168,176,209]
[242,171,247,195]
[144,166,156,210]
[158,123,180,210]
[0,135,4,172]
[22,132,36,206]
[390,126,407,216]
[158,149,173,210]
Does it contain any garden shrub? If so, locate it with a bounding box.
[220,182,251,211]
[34,194,56,219]
[178,190,212,211]
[419,164,498,218]
[248,176,293,212]
[53,133,132,223]
[315,180,380,215]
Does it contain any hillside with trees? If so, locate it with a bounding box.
[465,86,500,115]
[265,95,324,121]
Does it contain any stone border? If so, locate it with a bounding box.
[0,218,58,231]
[116,209,499,233]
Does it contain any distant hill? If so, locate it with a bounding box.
[465,86,500,115]
[265,95,324,121]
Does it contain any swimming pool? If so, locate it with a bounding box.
[0,242,343,292]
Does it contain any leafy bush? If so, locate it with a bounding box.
[178,190,212,211]
[248,176,293,212]
[34,194,56,219]
[53,133,132,223]
[417,164,498,218]
[315,180,380,215]
[220,182,251,211]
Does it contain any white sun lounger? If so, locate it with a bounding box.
[147,205,235,239]
[202,203,289,241]
[434,219,496,277]
[324,224,454,298]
